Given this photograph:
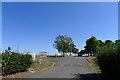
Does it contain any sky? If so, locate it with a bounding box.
[1,0,119,2]
[119,2,120,39]
[0,2,2,49]
[2,2,118,55]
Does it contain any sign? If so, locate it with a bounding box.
[38,58,42,64]
[40,52,47,57]
[24,53,36,61]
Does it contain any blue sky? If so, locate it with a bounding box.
[0,2,2,49]
[2,2,118,55]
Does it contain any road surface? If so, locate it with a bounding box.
[25,57,102,79]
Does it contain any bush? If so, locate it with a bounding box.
[97,46,120,79]
[0,54,2,74]
[2,53,32,75]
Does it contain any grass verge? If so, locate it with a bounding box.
[2,60,54,78]
[29,60,54,71]
[46,56,71,59]
[36,55,72,59]
[87,56,101,73]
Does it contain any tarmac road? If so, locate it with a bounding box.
[25,57,102,79]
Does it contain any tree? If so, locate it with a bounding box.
[72,48,79,56]
[94,40,104,53]
[105,40,113,47]
[69,42,76,56]
[53,35,75,57]
[8,47,11,52]
[78,49,88,56]
[98,40,105,47]
[84,36,99,56]
[5,50,9,53]
[115,40,120,51]
[5,47,11,53]
[115,40,120,46]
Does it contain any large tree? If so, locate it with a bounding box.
[98,40,105,47]
[5,46,11,53]
[84,36,99,56]
[105,40,113,47]
[69,42,76,56]
[72,48,79,56]
[53,35,76,57]
[115,40,120,46]
[8,47,11,53]
[78,49,88,56]
[115,40,120,50]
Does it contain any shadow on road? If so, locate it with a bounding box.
[73,73,105,80]
[74,73,119,80]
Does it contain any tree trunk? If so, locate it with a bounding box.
[90,53,92,56]
[88,53,90,56]
[70,53,72,56]
[63,52,65,57]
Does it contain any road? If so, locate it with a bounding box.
[25,57,102,79]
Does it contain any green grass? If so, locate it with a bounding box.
[2,60,54,78]
[46,56,71,59]
[29,60,54,71]
[35,55,40,58]
[36,55,71,59]
[87,56,101,73]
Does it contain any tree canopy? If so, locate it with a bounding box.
[84,36,99,56]
[105,40,113,47]
[53,35,78,56]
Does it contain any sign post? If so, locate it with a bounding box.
[38,52,47,64]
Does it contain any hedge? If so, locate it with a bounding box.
[2,53,33,75]
[0,54,2,74]
[97,46,120,79]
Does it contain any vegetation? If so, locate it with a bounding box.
[46,55,71,59]
[81,36,105,56]
[2,35,120,79]
[87,56,101,73]
[5,47,11,54]
[78,49,88,56]
[84,36,99,56]
[36,55,40,59]
[0,54,2,75]
[30,60,54,71]
[2,47,33,75]
[2,48,55,78]
[53,35,79,57]
[2,60,54,78]
[53,35,120,79]
[105,40,113,47]
[96,41,120,79]
[79,36,120,79]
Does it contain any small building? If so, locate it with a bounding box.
[56,53,61,56]
[40,52,47,57]
[24,53,36,61]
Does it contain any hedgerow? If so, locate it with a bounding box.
[2,53,32,75]
[97,46,120,79]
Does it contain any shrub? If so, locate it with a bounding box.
[0,54,2,74]
[2,53,32,75]
[97,46,120,79]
